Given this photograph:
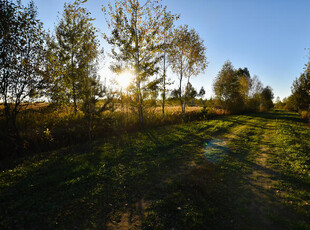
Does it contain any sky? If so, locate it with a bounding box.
[22,0,310,100]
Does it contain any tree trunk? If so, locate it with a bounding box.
[73,82,77,115]
[179,60,184,115]
[3,100,10,129]
[126,91,129,124]
[11,105,23,153]
[183,76,191,114]
[180,82,184,114]
[162,52,166,120]
[135,10,143,128]
[139,93,144,126]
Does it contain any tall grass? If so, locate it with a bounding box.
[0,103,226,158]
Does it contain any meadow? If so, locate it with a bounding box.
[0,102,226,159]
[1,110,309,229]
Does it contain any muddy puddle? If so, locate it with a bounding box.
[204,138,230,163]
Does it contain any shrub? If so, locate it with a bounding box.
[300,110,310,123]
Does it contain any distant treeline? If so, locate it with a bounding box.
[275,61,310,121]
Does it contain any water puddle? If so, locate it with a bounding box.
[204,139,229,163]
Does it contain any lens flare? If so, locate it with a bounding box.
[117,72,133,89]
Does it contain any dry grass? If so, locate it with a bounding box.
[0,102,228,155]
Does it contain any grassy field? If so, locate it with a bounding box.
[0,110,309,229]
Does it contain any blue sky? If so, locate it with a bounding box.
[23,0,310,99]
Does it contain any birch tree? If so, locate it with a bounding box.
[103,0,170,126]
[55,0,102,115]
[158,12,178,120]
[168,25,207,114]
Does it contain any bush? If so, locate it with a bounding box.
[300,110,310,123]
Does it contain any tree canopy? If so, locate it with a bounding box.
[0,0,45,142]
[104,0,176,125]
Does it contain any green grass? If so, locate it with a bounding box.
[0,111,309,229]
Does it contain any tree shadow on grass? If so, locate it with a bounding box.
[1,124,214,229]
[141,111,309,230]
[0,114,237,229]
[219,118,310,230]
[1,111,308,229]
[250,111,305,124]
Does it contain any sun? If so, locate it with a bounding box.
[117,71,133,89]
